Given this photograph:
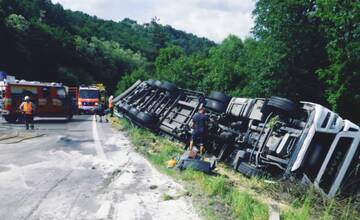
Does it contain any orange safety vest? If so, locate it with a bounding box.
[22,102,33,115]
[109,100,114,108]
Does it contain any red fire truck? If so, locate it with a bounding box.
[0,79,73,123]
[77,84,106,114]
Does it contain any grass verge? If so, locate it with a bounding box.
[110,117,360,220]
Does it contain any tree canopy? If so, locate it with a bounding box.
[0,0,214,93]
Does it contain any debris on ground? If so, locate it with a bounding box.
[149,185,158,190]
[176,150,216,173]
[166,159,177,168]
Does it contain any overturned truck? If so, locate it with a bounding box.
[114,79,360,198]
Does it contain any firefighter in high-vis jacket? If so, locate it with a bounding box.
[108,95,114,117]
[19,96,35,130]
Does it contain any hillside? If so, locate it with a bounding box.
[0,0,215,92]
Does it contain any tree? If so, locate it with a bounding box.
[116,67,149,94]
[149,17,167,62]
[201,35,246,94]
[252,0,328,103]
[5,14,29,31]
[315,0,360,121]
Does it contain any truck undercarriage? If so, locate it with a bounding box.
[114,79,360,198]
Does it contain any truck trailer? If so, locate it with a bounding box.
[114,79,360,198]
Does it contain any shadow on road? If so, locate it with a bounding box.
[35,116,93,124]
[0,116,94,126]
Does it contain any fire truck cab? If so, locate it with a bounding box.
[0,80,73,123]
[78,85,100,114]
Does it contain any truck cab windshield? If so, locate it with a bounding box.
[80,90,99,99]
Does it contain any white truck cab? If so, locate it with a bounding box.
[226,97,359,197]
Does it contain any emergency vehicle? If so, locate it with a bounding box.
[0,78,73,123]
[77,84,105,114]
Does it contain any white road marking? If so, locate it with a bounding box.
[92,115,107,160]
[96,201,112,220]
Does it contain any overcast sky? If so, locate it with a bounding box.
[51,0,256,42]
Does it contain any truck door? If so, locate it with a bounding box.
[37,87,52,115]
[53,87,69,115]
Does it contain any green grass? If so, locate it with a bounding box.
[110,117,360,220]
[162,193,175,201]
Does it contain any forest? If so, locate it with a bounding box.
[0,0,359,122]
[0,0,214,93]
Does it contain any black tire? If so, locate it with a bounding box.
[4,115,17,123]
[135,111,158,127]
[146,79,156,87]
[216,132,235,160]
[160,81,178,93]
[164,91,173,97]
[205,99,226,113]
[154,80,163,88]
[121,103,131,113]
[266,96,298,114]
[180,159,212,173]
[128,107,139,119]
[208,91,231,104]
[218,132,234,143]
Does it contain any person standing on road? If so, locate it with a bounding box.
[19,96,35,130]
[95,102,106,122]
[189,105,209,156]
[108,95,114,117]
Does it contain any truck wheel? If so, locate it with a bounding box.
[218,132,234,143]
[160,81,178,93]
[4,115,17,123]
[146,79,156,87]
[129,107,139,119]
[205,99,226,113]
[135,112,158,128]
[121,103,131,113]
[266,96,298,114]
[208,91,231,104]
[154,80,163,89]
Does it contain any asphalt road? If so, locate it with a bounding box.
[0,115,199,220]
